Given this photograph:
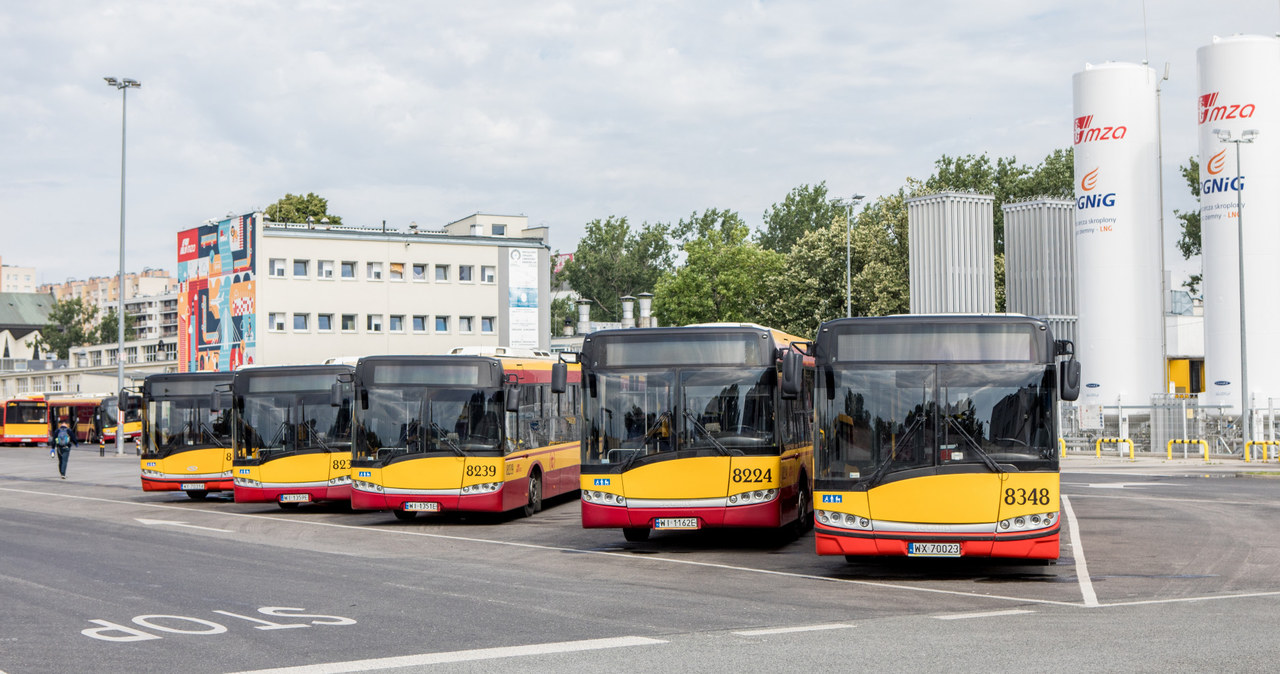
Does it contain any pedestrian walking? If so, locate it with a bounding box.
[52,419,76,479]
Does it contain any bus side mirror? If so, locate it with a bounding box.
[551,362,567,394]
[330,383,343,408]
[780,351,802,399]
[120,390,140,411]
[504,384,521,413]
[211,390,223,411]
[1060,358,1081,402]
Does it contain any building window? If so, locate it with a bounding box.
[319,260,335,279]
[481,266,495,283]
[389,315,404,333]
[481,316,495,334]
[492,224,506,236]
[435,316,449,333]
[108,349,118,365]
[459,265,474,283]
[91,351,102,367]
[293,313,309,331]
[341,261,356,279]
[125,347,138,364]
[318,314,333,332]
[293,260,309,278]
[341,314,357,332]
[389,263,404,281]
[367,314,383,332]
[459,316,474,333]
[435,265,449,282]
[270,258,286,278]
[412,315,427,332]
[367,262,383,280]
[269,312,286,331]
[412,264,427,281]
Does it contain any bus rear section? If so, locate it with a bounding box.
[577,325,814,542]
[349,354,581,520]
[230,365,354,508]
[810,315,1079,561]
[2,395,48,445]
[138,372,234,499]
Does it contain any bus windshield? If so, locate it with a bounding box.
[146,397,231,457]
[583,366,778,467]
[354,387,504,461]
[238,390,352,458]
[817,363,1055,484]
[99,398,141,427]
[8,401,47,424]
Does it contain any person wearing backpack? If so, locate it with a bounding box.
[52,419,76,479]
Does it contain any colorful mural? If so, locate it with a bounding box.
[177,214,256,372]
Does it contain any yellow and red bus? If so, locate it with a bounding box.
[350,353,582,520]
[1,394,48,446]
[576,324,814,542]
[46,394,107,445]
[97,395,142,444]
[807,314,1080,561]
[138,372,234,500]
[230,364,354,508]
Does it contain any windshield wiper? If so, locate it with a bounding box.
[943,415,1004,474]
[429,421,466,457]
[864,413,926,489]
[617,411,672,472]
[682,410,741,457]
[198,421,226,448]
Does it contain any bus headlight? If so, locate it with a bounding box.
[999,511,1058,532]
[352,480,384,493]
[462,482,501,495]
[327,475,351,487]
[816,510,873,531]
[582,490,625,506]
[726,488,778,507]
[219,470,233,478]
[141,469,163,478]
[234,477,262,488]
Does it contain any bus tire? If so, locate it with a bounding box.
[622,527,650,542]
[186,490,208,501]
[793,480,813,536]
[393,510,417,522]
[522,470,543,518]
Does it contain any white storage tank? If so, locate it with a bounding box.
[1002,198,1077,345]
[1197,34,1280,416]
[906,192,995,314]
[1071,62,1164,407]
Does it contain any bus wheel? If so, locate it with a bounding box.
[622,527,650,542]
[186,490,208,501]
[393,510,417,522]
[793,483,812,536]
[522,470,543,518]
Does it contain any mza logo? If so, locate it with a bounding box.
[1076,167,1116,210]
[593,478,611,486]
[821,494,842,503]
[1202,149,1244,194]
[1074,114,1127,144]
[1199,92,1256,124]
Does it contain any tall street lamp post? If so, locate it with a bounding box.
[834,194,865,317]
[105,76,140,456]
[1214,127,1258,447]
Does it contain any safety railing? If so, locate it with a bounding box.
[1244,440,1280,463]
[1059,437,1066,458]
[1095,437,1134,460]
[1166,438,1209,462]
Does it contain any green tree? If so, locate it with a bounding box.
[656,209,783,326]
[264,192,343,225]
[560,216,673,323]
[1173,156,1202,295]
[95,307,137,346]
[32,298,97,360]
[758,182,843,254]
[549,296,575,339]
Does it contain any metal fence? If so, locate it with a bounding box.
[1059,393,1276,459]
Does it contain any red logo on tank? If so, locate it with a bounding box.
[1074,115,1126,144]
[1199,91,1256,125]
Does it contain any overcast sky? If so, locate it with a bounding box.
[3,1,1276,289]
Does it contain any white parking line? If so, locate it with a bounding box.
[733,623,853,636]
[227,635,667,673]
[0,486,1085,608]
[934,609,1034,620]
[1061,495,1099,607]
